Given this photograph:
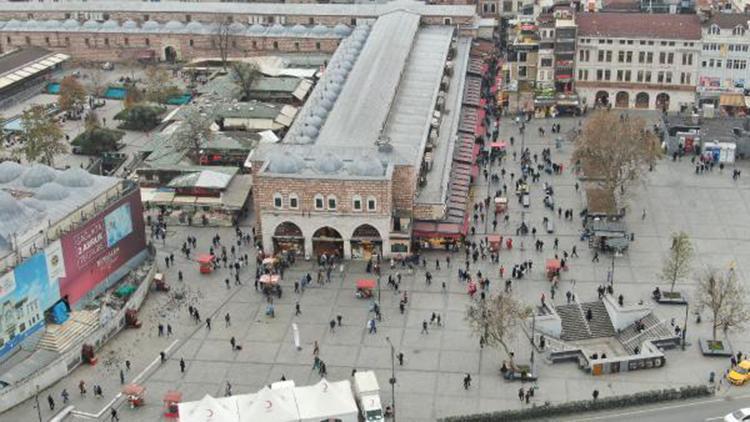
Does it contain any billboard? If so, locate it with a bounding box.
[58,189,146,306]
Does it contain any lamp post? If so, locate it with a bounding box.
[34,385,42,422]
[682,301,689,351]
[385,337,397,421]
[377,273,381,304]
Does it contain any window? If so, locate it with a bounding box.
[45,36,50,45]
[367,196,376,211]
[645,71,651,82]
[294,41,300,50]
[657,71,664,83]
[733,25,746,36]
[659,52,666,64]
[618,51,625,62]
[252,40,257,49]
[5,36,10,45]
[64,36,69,45]
[606,51,612,62]
[314,195,324,210]
[273,41,278,50]
[598,50,604,62]
[667,53,674,64]
[638,51,645,63]
[709,24,720,35]
[327,195,337,210]
[579,50,585,61]
[189,39,194,47]
[308,17,314,25]
[273,193,283,209]
[717,60,722,68]
[665,72,672,83]
[186,14,192,22]
[625,51,632,63]
[353,195,362,211]
[541,58,553,67]
[25,36,30,45]
[289,194,299,209]
[616,70,624,81]
[604,70,611,80]
[144,14,150,21]
[646,52,653,63]
[637,70,644,82]
[315,42,321,50]
[596,69,603,81]
[624,70,631,82]
[682,53,692,66]
[84,38,90,46]
[231,40,237,48]
[145,38,151,46]
[443,18,452,25]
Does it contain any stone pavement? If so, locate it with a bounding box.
[4,111,750,421]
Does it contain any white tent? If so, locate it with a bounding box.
[295,379,358,422]
[239,386,299,422]
[178,394,237,422]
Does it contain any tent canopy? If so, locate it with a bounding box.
[242,386,299,422]
[178,394,235,422]
[295,379,358,422]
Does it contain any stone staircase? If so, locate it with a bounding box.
[616,313,680,354]
[557,303,592,341]
[580,300,616,338]
[37,310,100,354]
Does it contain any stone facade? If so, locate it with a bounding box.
[698,15,750,100]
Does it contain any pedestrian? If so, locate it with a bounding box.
[119,369,125,384]
[313,341,320,356]
[525,388,531,404]
[180,358,186,373]
[167,324,172,336]
[206,317,211,330]
[79,380,87,396]
[225,313,231,327]
[592,389,599,400]
[295,301,302,316]
[421,320,429,334]
[592,252,599,262]
[125,360,131,371]
[463,373,472,389]
[164,256,170,268]
[160,351,166,363]
[518,387,524,402]
[329,319,336,333]
[337,314,343,326]
[178,270,183,282]
[158,323,164,337]
[110,407,119,422]
[397,352,404,366]
[61,389,69,404]
[48,394,55,411]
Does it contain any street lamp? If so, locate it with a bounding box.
[385,337,397,421]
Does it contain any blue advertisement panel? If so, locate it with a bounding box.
[0,253,59,357]
[104,203,134,248]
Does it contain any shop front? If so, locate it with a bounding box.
[350,224,383,260]
[312,226,344,258]
[273,222,305,256]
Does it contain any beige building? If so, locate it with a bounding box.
[574,13,701,111]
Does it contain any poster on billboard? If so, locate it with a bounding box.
[13,252,59,311]
[45,239,66,284]
[58,190,146,306]
[0,270,16,299]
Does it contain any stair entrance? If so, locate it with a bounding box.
[556,300,615,342]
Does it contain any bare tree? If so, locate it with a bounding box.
[173,109,213,162]
[696,266,750,340]
[214,15,235,71]
[21,105,67,167]
[572,110,662,208]
[466,294,531,368]
[232,62,261,100]
[86,69,106,98]
[144,66,181,104]
[659,231,694,293]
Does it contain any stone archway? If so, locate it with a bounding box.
[656,93,670,112]
[164,46,177,63]
[312,226,344,258]
[635,92,650,109]
[272,221,304,256]
[615,91,629,108]
[595,91,609,107]
[350,224,382,260]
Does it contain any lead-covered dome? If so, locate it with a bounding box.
[56,167,94,187]
[35,182,69,200]
[316,152,343,174]
[349,155,384,177]
[0,161,24,183]
[22,164,57,188]
[267,153,304,174]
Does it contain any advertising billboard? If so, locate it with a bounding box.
[58,189,146,306]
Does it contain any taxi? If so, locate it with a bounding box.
[727,360,750,385]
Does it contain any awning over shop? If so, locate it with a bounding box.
[720,93,746,107]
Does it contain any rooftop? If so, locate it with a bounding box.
[0,0,476,17]
[705,13,750,30]
[576,13,701,40]
[0,47,69,91]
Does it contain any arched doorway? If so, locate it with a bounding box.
[635,92,649,109]
[164,46,177,63]
[615,91,629,108]
[656,93,670,111]
[350,224,382,260]
[273,222,305,256]
[595,91,609,107]
[312,226,343,258]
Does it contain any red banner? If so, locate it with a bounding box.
[58,189,147,305]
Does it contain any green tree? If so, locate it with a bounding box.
[58,76,86,113]
[232,62,261,100]
[144,66,181,104]
[466,293,531,369]
[21,105,66,166]
[659,231,694,293]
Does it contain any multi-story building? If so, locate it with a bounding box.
[505,18,539,111]
[574,13,701,111]
[553,11,576,92]
[697,13,750,107]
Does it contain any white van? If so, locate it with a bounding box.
[353,371,384,422]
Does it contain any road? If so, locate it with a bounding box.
[556,392,750,422]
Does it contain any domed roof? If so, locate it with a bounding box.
[333,24,351,36]
[122,19,138,30]
[313,105,328,119]
[142,20,160,31]
[62,18,80,29]
[44,19,61,30]
[0,161,24,183]
[22,164,57,188]
[267,153,304,174]
[302,124,319,138]
[320,97,334,111]
[330,72,345,84]
[56,167,94,187]
[248,24,266,34]
[82,19,100,30]
[20,198,47,212]
[317,152,344,174]
[340,59,353,71]
[228,22,245,33]
[23,19,41,30]
[308,115,323,128]
[35,182,69,200]
[4,19,23,30]
[185,21,203,32]
[0,191,25,220]
[350,155,384,177]
[311,24,329,36]
[297,135,312,144]
[290,24,307,34]
[100,20,119,30]
[268,23,285,35]
[164,20,184,31]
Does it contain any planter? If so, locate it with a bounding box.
[502,364,538,382]
[699,338,733,357]
[654,290,688,305]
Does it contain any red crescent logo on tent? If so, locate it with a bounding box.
[205,409,214,418]
[265,400,273,409]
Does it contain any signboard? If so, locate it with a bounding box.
[45,239,66,283]
[58,190,146,305]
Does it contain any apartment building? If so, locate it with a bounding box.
[698,13,750,107]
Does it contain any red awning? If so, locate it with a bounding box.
[197,254,214,264]
[356,279,376,289]
[260,274,281,284]
[490,142,507,149]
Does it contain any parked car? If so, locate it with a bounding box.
[725,408,750,422]
[727,360,750,385]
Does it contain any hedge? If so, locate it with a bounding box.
[71,127,125,155]
[440,385,713,422]
[114,104,166,131]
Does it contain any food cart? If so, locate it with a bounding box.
[262,257,278,272]
[545,259,561,281]
[488,235,501,252]
[163,391,182,419]
[123,384,145,408]
[356,279,376,299]
[259,274,281,297]
[489,142,507,159]
[494,196,508,214]
[153,273,169,292]
[197,254,214,274]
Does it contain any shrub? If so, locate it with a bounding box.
[114,104,166,131]
[71,127,125,155]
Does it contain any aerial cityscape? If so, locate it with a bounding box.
[0,0,749,421]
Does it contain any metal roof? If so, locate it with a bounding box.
[0,47,68,91]
[0,0,476,17]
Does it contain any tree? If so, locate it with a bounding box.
[84,110,100,132]
[173,109,213,162]
[143,66,181,104]
[214,15,234,71]
[21,105,66,166]
[466,294,531,368]
[58,76,86,113]
[232,62,261,100]
[86,69,106,98]
[123,83,144,109]
[696,266,750,340]
[659,231,694,293]
[572,110,661,208]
